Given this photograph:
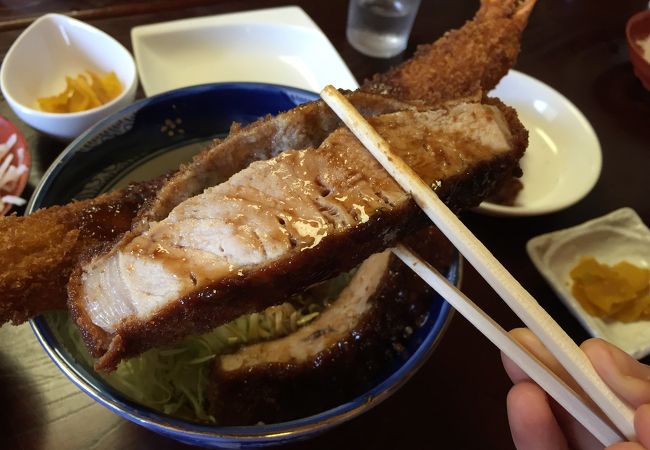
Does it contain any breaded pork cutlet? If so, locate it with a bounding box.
[70,99,528,371]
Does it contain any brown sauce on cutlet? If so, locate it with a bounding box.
[78,202,139,242]
[366,112,507,189]
[123,234,231,292]
[208,227,454,425]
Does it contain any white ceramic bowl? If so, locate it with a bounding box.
[0,13,138,141]
[477,71,602,216]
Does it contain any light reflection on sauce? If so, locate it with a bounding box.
[352,204,370,223]
[293,218,329,250]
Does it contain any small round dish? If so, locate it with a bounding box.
[0,115,30,215]
[0,13,138,141]
[27,83,456,448]
[626,9,650,90]
[477,70,602,217]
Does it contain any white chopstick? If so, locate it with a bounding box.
[320,85,636,442]
[393,244,622,445]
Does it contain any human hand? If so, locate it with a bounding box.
[501,328,650,450]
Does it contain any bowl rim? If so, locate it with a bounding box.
[27,81,457,445]
[626,10,650,63]
[0,12,138,119]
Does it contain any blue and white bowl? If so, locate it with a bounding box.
[28,83,456,448]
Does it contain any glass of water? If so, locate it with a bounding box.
[346,0,422,58]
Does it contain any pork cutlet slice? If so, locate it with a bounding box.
[69,99,527,371]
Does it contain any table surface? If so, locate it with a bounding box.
[1,1,649,449]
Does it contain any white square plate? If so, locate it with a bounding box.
[131,6,359,97]
[527,208,650,358]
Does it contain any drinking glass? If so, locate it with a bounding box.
[346,0,422,58]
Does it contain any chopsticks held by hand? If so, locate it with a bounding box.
[393,244,622,446]
[320,85,635,444]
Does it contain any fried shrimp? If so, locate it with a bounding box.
[0,180,163,324]
[362,0,537,105]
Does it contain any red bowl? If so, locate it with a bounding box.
[626,10,650,90]
[0,115,31,215]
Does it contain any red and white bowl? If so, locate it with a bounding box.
[626,10,650,90]
[0,115,30,215]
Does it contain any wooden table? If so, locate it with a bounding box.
[1,1,648,449]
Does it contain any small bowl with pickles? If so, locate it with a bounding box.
[0,13,138,141]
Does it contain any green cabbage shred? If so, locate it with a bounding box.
[48,271,353,423]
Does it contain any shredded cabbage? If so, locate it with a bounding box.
[48,271,353,422]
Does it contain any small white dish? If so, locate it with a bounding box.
[478,70,602,216]
[0,13,138,141]
[131,6,359,97]
[527,208,650,358]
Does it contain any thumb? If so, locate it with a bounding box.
[581,339,650,408]
[634,404,650,449]
[607,406,650,449]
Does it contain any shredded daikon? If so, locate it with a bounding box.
[0,133,27,213]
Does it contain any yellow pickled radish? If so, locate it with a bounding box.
[37,70,123,113]
[570,256,650,322]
